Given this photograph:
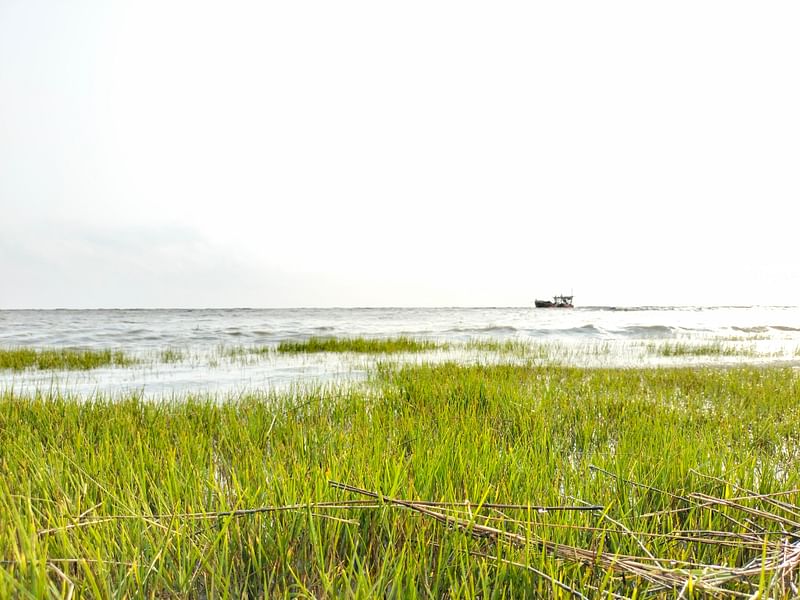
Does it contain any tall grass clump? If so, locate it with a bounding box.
[1,365,800,597]
[159,348,185,363]
[646,341,755,357]
[0,347,134,371]
[463,339,555,359]
[219,345,273,360]
[277,336,442,354]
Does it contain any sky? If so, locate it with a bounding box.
[1,1,799,308]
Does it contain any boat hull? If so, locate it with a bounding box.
[535,298,573,308]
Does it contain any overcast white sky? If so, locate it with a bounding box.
[1,1,798,308]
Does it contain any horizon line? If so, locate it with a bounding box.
[1,304,796,311]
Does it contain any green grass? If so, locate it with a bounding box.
[645,340,755,357]
[0,347,134,371]
[716,334,771,341]
[277,336,443,354]
[219,345,273,359]
[159,348,185,364]
[2,364,800,596]
[463,339,554,358]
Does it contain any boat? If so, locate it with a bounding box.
[535,295,574,308]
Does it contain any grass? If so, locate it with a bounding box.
[716,334,771,341]
[645,340,756,357]
[159,348,185,364]
[277,336,443,354]
[220,345,273,359]
[463,339,554,358]
[2,364,800,597]
[0,347,134,371]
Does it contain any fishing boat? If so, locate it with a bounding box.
[535,295,574,308]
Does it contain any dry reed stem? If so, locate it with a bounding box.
[329,477,800,597]
[37,496,600,537]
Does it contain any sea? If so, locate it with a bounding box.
[1,306,798,398]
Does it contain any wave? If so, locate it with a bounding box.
[620,325,675,336]
[447,324,682,337]
[588,306,670,312]
[590,306,768,312]
[445,326,519,335]
[3,308,798,354]
[524,324,604,336]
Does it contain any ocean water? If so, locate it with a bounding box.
[1,306,798,397]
